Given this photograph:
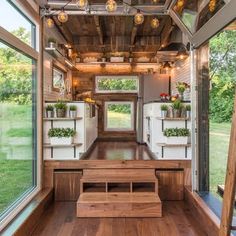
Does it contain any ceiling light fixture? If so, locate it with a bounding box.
[106,0,117,12]
[151,18,160,29]
[75,0,88,9]
[46,17,54,28]
[58,9,68,23]
[162,61,172,70]
[134,10,144,25]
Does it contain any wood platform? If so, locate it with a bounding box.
[77,168,162,218]
[77,193,162,217]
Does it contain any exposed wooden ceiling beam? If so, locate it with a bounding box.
[52,16,74,45]
[159,17,175,49]
[130,25,138,47]
[94,16,104,46]
[110,17,117,52]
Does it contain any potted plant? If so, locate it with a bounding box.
[45,104,54,118]
[171,99,183,118]
[160,104,168,118]
[176,82,190,101]
[69,105,77,118]
[55,101,67,118]
[48,128,76,145]
[163,128,190,145]
[48,37,56,48]
[185,105,191,119]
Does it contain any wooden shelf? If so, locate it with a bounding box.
[157,117,190,121]
[157,143,191,147]
[44,143,83,148]
[43,117,83,121]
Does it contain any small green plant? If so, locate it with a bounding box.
[69,105,77,111]
[164,128,190,137]
[185,105,191,111]
[46,105,54,111]
[55,101,67,110]
[48,37,56,43]
[48,128,76,138]
[161,104,168,111]
[171,99,183,110]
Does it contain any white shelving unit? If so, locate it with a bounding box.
[143,102,191,160]
[43,102,98,160]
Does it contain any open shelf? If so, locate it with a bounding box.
[83,183,106,193]
[132,183,156,192]
[108,183,130,192]
[44,143,83,148]
[43,117,83,121]
[157,143,191,147]
[156,117,190,121]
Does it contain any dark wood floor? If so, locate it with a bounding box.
[83,141,155,160]
[32,201,207,236]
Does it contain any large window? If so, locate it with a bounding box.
[0,0,36,48]
[0,0,38,228]
[95,76,139,93]
[105,102,134,131]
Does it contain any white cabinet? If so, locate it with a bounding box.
[143,102,191,160]
[43,102,98,160]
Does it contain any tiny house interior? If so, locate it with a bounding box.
[0,0,236,235]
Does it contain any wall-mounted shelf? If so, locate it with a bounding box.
[157,143,191,159]
[43,117,83,121]
[44,143,83,148]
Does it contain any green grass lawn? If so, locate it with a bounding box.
[0,103,33,214]
[107,111,132,129]
[210,121,231,194]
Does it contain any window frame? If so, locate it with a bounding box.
[95,75,139,94]
[104,101,135,132]
[0,0,41,231]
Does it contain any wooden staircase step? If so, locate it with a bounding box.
[77,192,162,218]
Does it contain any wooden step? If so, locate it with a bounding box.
[77,192,162,218]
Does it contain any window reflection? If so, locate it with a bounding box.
[173,0,225,34]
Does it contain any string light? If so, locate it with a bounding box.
[134,10,144,25]
[58,9,68,23]
[151,18,160,29]
[46,18,54,28]
[106,0,117,12]
[75,0,88,9]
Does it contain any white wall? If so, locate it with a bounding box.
[143,73,170,103]
[171,57,191,100]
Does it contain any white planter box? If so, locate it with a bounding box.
[50,137,73,145]
[165,136,188,145]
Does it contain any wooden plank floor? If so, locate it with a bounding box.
[32,201,208,236]
[82,141,155,160]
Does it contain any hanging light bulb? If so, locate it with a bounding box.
[209,0,216,12]
[106,0,117,12]
[75,0,88,9]
[177,0,184,8]
[134,10,144,25]
[177,45,189,60]
[46,17,54,28]
[58,9,68,23]
[151,18,160,29]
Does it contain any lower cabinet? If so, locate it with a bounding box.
[54,171,82,201]
[156,170,184,201]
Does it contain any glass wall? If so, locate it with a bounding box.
[0,0,38,225]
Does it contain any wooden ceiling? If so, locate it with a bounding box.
[53,14,180,56]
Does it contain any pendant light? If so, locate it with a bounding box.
[163,61,172,70]
[177,46,189,60]
[76,0,88,9]
[151,18,160,29]
[58,9,68,23]
[46,17,54,28]
[134,10,144,25]
[106,0,117,12]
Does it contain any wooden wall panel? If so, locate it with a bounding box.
[54,171,82,201]
[156,170,184,200]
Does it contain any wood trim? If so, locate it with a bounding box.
[1,188,53,236]
[184,186,220,236]
[219,95,236,236]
